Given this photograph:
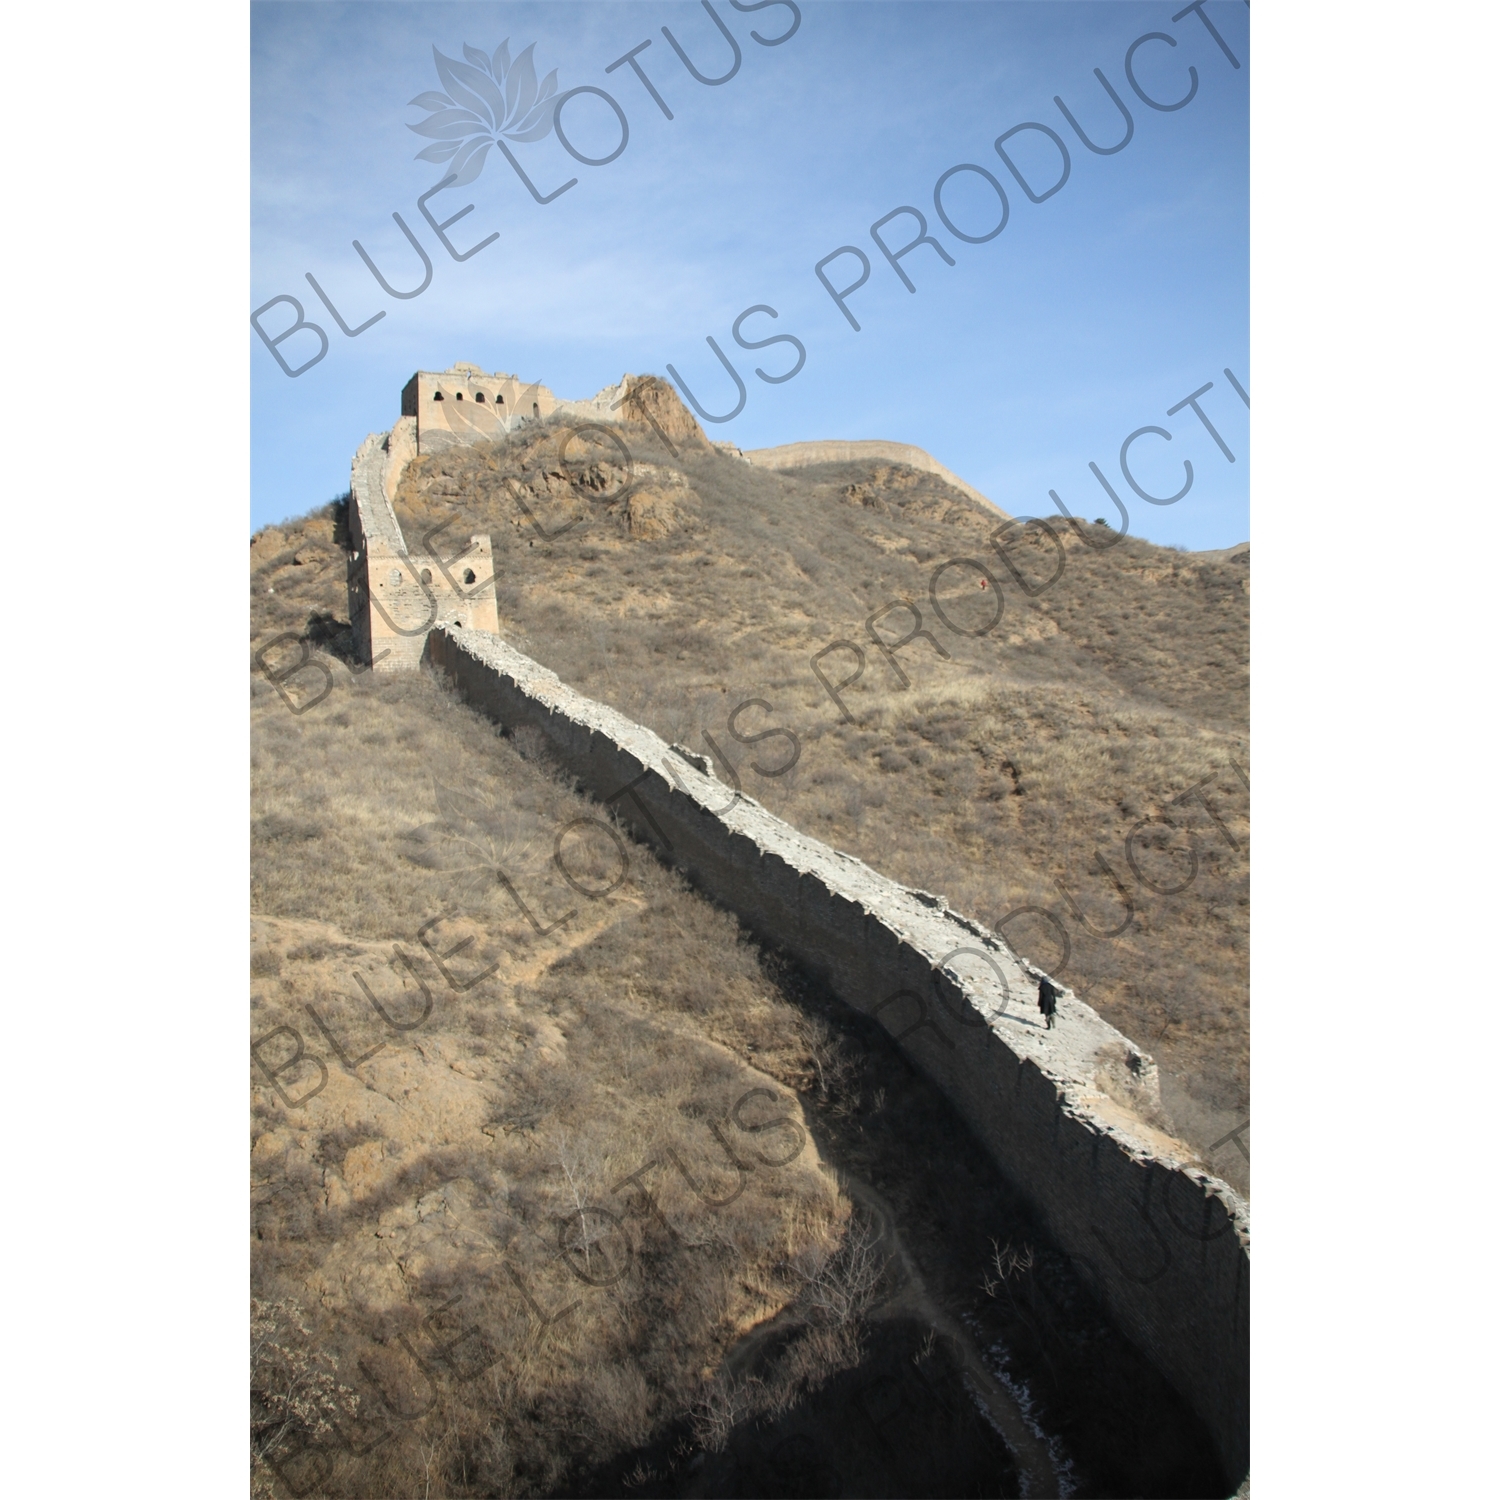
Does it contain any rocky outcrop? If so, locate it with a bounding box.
[616,373,708,450]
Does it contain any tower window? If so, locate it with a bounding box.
[496,394,504,405]
[463,568,476,584]
[532,402,539,417]
[432,390,444,400]
[474,392,485,403]
[456,391,464,400]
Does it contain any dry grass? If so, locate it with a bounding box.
[248,398,1247,1492]
[251,587,856,1492]
[373,416,1250,1181]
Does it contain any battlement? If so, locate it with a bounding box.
[401,363,556,453]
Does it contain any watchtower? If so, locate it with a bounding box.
[400,362,559,454]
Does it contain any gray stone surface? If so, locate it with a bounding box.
[349,431,406,552]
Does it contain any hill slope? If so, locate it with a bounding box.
[249,501,1231,1495]
[253,379,1247,1189]
[374,392,1249,1189]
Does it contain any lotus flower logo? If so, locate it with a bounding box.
[408,41,559,186]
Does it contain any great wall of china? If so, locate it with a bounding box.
[343,367,1250,1487]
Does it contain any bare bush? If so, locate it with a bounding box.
[761,1321,864,1417]
[690,1374,765,1453]
[981,1238,1036,1298]
[799,1211,887,1327]
[250,1298,358,1487]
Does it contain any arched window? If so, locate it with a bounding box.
[496,394,504,406]
[474,392,485,403]
[455,391,464,400]
[419,568,433,584]
[432,390,445,401]
[532,401,539,417]
[463,568,476,584]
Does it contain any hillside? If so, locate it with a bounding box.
[373,388,1250,1190]
[249,499,1229,1496]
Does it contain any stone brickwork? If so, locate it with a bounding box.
[423,624,1250,1487]
[347,430,500,671]
[400,362,635,455]
[383,416,418,506]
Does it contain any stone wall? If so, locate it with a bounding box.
[383,416,417,507]
[347,429,500,672]
[742,438,1008,517]
[423,624,1250,1488]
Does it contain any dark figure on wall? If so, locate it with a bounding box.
[1037,975,1059,1030]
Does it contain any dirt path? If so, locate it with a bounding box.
[715,1166,1060,1497]
[836,1171,1060,1498]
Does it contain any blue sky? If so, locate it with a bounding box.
[252,0,1248,546]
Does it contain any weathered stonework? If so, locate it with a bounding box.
[400,361,638,455]
[347,429,500,672]
[421,624,1251,1488]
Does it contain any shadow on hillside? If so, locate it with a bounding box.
[301,609,358,665]
[562,939,1227,1500]
[567,1320,1020,1499]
